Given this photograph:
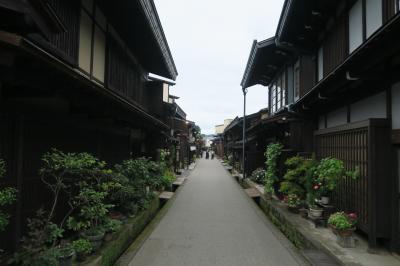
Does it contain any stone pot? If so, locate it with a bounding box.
[82,230,105,251]
[309,207,323,218]
[320,196,330,205]
[58,250,74,266]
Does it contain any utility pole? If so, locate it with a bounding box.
[242,87,248,179]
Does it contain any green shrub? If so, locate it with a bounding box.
[328,212,357,230]
[112,158,166,214]
[314,157,345,195]
[264,143,283,195]
[280,156,316,199]
[0,159,17,232]
[72,239,92,254]
[250,168,266,185]
[162,169,176,187]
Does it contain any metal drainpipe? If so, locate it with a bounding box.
[242,87,248,179]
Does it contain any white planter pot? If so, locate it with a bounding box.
[320,196,330,205]
[309,208,323,218]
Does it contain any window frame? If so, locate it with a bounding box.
[277,77,282,111]
[317,45,324,81]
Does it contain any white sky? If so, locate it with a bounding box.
[154,0,285,134]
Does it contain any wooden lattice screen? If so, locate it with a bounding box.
[315,119,393,248]
[315,127,369,231]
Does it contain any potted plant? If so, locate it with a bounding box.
[314,158,346,205]
[67,188,113,251]
[328,212,357,237]
[72,239,92,262]
[250,168,267,185]
[286,194,302,213]
[57,244,75,266]
[103,219,122,242]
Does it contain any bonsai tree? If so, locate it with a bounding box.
[280,156,316,199]
[0,159,17,232]
[264,143,283,196]
[39,149,118,230]
[67,187,113,236]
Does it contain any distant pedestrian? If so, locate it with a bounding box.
[206,151,209,159]
[211,151,214,160]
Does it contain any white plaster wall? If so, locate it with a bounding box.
[327,107,347,128]
[318,115,325,130]
[78,11,92,73]
[366,0,382,38]
[350,92,387,123]
[163,83,169,103]
[392,82,400,129]
[349,0,363,53]
[93,26,106,82]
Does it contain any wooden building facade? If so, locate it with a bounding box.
[0,0,179,251]
[241,0,400,251]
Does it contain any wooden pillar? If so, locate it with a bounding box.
[13,115,24,250]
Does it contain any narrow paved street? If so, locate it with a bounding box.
[128,158,305,266]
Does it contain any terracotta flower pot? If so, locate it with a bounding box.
[337,227,355,237]
[109,211,124,220]
[329,224,338,235]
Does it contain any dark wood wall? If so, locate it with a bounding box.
[0,114,133,250]
[299,55,316,97]
[323,15,347,76]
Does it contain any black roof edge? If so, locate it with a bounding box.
[139,0,178,80]
[241,37,276,89]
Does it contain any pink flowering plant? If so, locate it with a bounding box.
[328,212,357,230]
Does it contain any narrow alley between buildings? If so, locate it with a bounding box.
[120,158,306,266]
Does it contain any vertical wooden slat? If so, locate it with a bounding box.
[316,126,369,232]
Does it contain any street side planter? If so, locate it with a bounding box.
[82,196,160,266]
